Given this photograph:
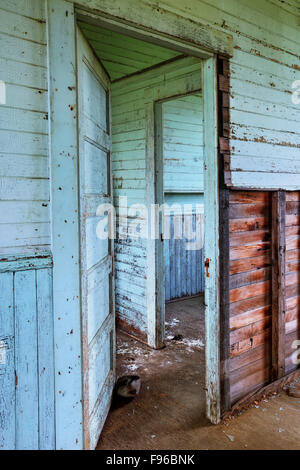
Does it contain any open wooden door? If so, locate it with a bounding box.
[76,27,115,450]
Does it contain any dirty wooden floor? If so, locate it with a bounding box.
[97,296,300,450]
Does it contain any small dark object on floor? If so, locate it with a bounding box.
[115,375,141,398]
[172,334,183,341]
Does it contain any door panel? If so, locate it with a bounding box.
[77,27,115,450]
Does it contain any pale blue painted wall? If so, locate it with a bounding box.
[163,96,204,300]
[111,58,203,335]
[1,0,300,450]
[0,260,55,450]
[0,0,56,450]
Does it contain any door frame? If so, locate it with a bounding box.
[75,8,221,424]
[47,3,221,452]
[152,71,220,424]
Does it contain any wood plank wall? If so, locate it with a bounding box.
[78,22,179,81]
[0,1,50,255]
[76,0,300,190]
[164,212,204,301]
[0,261,55,450]
[163,94,204,192]
[285,192,300,374]
[228,191,273,404]
[112,57,203,338]
[226,190,300,406]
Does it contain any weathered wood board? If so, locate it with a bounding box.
[0,262,54,450]
[77,26,115,450]
[111,57,203,341]
[0,1,50,255]
[228,191,273,404]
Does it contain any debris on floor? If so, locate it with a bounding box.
[286,381,300,398]
[97,297,300,450]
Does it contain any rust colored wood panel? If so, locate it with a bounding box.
[230,280,271,303]
[229,344,269,373]
[230,364,271,404]
[229,191,270,205]
[229,203,270,219]
[286,284,300,299]
[229,216,270,233]
[284,193,300,377]
[230,317,272,345]
[286,192,300,202]
[230,306,271,331]
[228,190,272,406]
[286,236,300,251]
[286,260,300,273]
[230,293,271,317]
[286,201,300,215]
[229,267,271,290]
[286,271,300,287]
[230,328,271,358]
[285,307,299,324]
[286,214,300,227]
[230,243,270,261]
[286,295,300,311]
[230,253,271,275]
[286,226,300,237]
[286,249,300,262]
[229,229,270,247]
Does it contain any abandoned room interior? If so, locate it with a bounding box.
[0,0,300,451]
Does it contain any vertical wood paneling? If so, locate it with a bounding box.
[77,26,115,450]
[203,57,220,424]
[47,0,83,450]
[0,263,54,450]
[272,191,286,380]
[36,268,55,449]
[14,270,38,450]
[0,272,15,450]
[164,213,204,301]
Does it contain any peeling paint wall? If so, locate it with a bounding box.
[1,0,300,448]
[0,0,50,254]
[111,57,203,338]
[76,0,300,190]
[163,95,205,300]
[0,0,55,450]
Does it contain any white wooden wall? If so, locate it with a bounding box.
[111,57,203,337]
[0,0,55,450]
[163,94,203,193]
[0,0,300,448]
[0,0,50,255]
[163,95,204,300]
[75,0,300,190]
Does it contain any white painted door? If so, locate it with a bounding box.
[77,27,115,450]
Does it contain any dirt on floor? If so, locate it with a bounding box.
[97,296,300,450]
